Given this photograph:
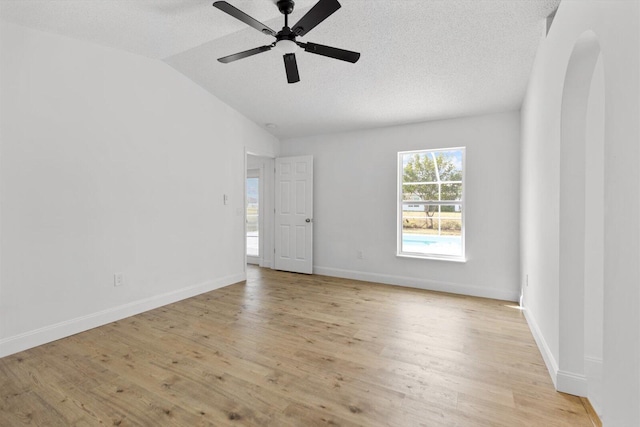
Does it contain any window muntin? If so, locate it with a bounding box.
[398,148,465,261]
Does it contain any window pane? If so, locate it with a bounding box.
[402,183,439,202]
[440,183,463,201]
[433,150,463,181]
[402,152,437,183]
[401,204,462,257]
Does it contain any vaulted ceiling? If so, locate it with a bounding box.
[0,0,560,139]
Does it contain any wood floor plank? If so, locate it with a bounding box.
[0,266,593,426]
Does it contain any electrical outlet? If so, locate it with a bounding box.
[114,273,124,287]
[357,250,364,260]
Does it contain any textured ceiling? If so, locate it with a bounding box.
[0,0,560,139]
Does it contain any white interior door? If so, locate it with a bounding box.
[274,156,313,274]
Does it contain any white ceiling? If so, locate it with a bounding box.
[1,0,560,139]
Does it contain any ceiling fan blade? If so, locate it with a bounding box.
[212,1,276,36]
[300,42,360,63]
[291,0,341,37]
[283,53,300,84]
[218,45,273,63]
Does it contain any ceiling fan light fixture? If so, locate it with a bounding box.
[275,39,298,54]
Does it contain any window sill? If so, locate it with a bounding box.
[396,253,467,263]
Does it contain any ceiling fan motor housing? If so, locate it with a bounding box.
[276,26,296,42]
[277,0,295,15]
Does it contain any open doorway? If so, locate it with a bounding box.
[246,153,275,268]
[244,153,314,272]
[246,168,260,264]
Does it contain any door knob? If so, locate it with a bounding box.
[305,218,312,223]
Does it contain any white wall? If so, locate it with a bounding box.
[0,23,279,357]
[521,1,639,425]
[281,111,521,301]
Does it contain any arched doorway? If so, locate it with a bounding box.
[558,30,604,417]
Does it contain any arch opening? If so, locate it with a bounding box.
[558,30,604,415]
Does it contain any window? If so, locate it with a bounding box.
[398,148,465,261]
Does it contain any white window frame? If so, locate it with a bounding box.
[397,147,466,262]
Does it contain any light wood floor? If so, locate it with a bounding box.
[1,266,594,426]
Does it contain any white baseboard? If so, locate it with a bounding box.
[0,272,245,358]
[557,369,587,396]
[584,356,604,416]
[522,305,589,397]
[523,306,559,388]
[259,258,273,268]
[313,266,519,301]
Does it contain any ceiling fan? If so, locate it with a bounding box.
[212,0,360,84]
